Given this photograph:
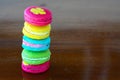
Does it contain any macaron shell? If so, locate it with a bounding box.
[22,55,50,65]
[22,61,50,74]
[24,22,51,32]
[23,36,51,44]
[22,27,50,40]
[24,6,52,26]
[22,49,51,65]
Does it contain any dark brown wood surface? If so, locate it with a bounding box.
[0,21,120,80]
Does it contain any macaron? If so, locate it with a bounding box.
[22,49,51,65]
[22,61,50,74]
[22,22,51,39]
[24,6,52,26]
[22,36,50,51]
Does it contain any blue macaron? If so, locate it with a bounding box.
[22,36,50,51]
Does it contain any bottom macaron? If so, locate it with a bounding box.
[22,61,50,74]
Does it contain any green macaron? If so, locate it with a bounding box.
[22,49,51,65]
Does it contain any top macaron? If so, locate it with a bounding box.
[24,6,52,26]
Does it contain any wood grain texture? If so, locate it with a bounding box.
[0,21,120,80]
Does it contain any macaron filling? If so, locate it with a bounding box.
[23,39,49,48]
[22,55,50,61]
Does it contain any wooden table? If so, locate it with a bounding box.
[0,21,120,80]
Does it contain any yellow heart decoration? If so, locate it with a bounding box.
[30,8,46,15]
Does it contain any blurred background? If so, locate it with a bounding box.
[0,0,120,30]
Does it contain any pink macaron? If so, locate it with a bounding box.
[22,61,50,74]
[24,6,52,26]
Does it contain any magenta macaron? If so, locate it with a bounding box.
[24,6,52,26]
[22,61,50,74]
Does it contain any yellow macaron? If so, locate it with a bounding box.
[22,22,51,39]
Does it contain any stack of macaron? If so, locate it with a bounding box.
[21,6,52,74]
